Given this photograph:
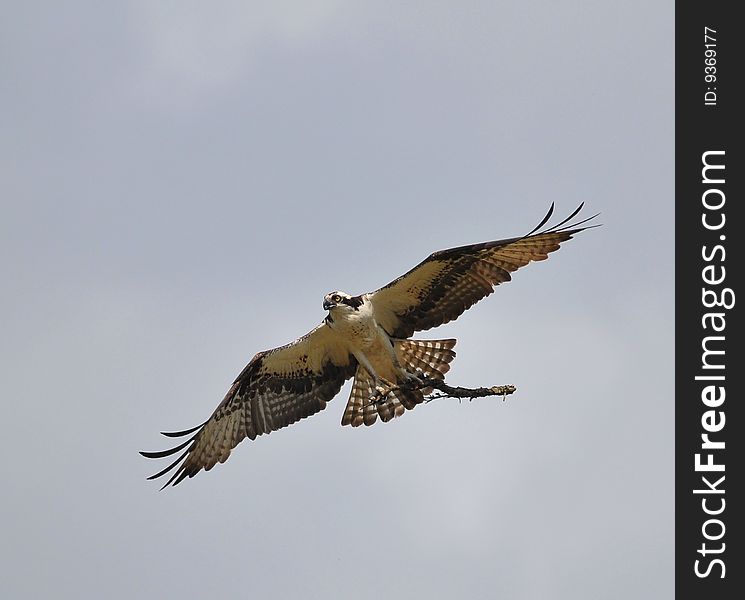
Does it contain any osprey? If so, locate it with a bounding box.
[142,203,596,487]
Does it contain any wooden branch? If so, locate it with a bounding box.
[371,377,516,405]
[424,380,517,403]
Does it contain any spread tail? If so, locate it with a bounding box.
[341,338,456,427]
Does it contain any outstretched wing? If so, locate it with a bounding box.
[369,203,598,338]
[140,323,356,488]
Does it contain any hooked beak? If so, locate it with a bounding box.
[323,299,335,311]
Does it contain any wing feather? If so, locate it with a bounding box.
[369,203,598,338]
[141,323,356,488]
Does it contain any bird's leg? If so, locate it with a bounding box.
[370,372,427,405]
[370,377,397,406]
[402,370,425,385]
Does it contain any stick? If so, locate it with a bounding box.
[371,377,516,404]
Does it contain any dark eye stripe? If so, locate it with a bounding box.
[343,295,364,309]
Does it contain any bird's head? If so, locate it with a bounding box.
[323,291,363,313]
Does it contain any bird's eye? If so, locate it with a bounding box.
[332,295,342,303]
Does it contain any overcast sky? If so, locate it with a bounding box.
[1,2,672,598]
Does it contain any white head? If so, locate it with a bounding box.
[323,290,363,313]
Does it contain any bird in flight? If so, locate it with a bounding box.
[141,203,597,487]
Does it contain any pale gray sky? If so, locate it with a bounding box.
[1,2,672,598]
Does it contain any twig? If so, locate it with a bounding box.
[371,377,516,404]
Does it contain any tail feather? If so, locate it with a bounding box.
[341,338,456,427]
[395,338,456,395]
